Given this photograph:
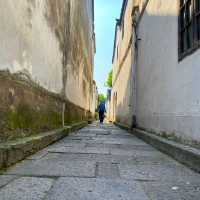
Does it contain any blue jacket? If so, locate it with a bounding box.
[98,102,106,113]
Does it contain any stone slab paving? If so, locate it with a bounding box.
[6,159,96,178]
[47,146,110,154]
[96,162,119,178]
[46,177,149,200]
[0,177,54,200]
[0,122,200,199]
[0,175,17,188]
[119,162,199,182]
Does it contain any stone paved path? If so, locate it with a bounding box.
[1,123,200,199]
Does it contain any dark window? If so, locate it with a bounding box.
[179,0,200,60]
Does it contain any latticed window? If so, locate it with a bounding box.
[179,0,200,60]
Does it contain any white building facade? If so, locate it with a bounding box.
[111,0,200,145]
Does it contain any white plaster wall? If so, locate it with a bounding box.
[137,0,200,142]
[0,0,63,93]
[112,50,133,126]
[111,0,134,126]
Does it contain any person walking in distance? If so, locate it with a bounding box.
[98,101,106,123]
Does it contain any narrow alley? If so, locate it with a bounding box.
[0,123,200,200]
[1,0,200,199]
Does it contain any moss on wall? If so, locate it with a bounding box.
[7,102,62,131]
[0,71,91,142]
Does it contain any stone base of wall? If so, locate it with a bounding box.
[0,121,87,169]
[133,128,200,173]
[115,116,133,129]
[114,121,131,131]
[0,70,92,142]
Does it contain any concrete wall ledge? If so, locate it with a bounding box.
[134,128,200,173]
[0,121,88,169]
[114,122,131,131]
[114,121,200,172]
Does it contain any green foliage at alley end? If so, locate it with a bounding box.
[105,69,113,88]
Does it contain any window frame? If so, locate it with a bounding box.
[179,0,200,61]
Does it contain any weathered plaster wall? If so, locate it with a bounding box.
[0,0,95,141]
[111,0,135,127]
[0,0,95,109]
[63,0,95,111]
[137,0,200,144]
[0,0,63,93]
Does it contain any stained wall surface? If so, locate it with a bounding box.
[0,0,95,110]
[63,0,95,111]
[0,0,95,141]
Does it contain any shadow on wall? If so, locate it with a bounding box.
[124,9,200,146]
[113,10,179,130]
[114,62,135,128]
